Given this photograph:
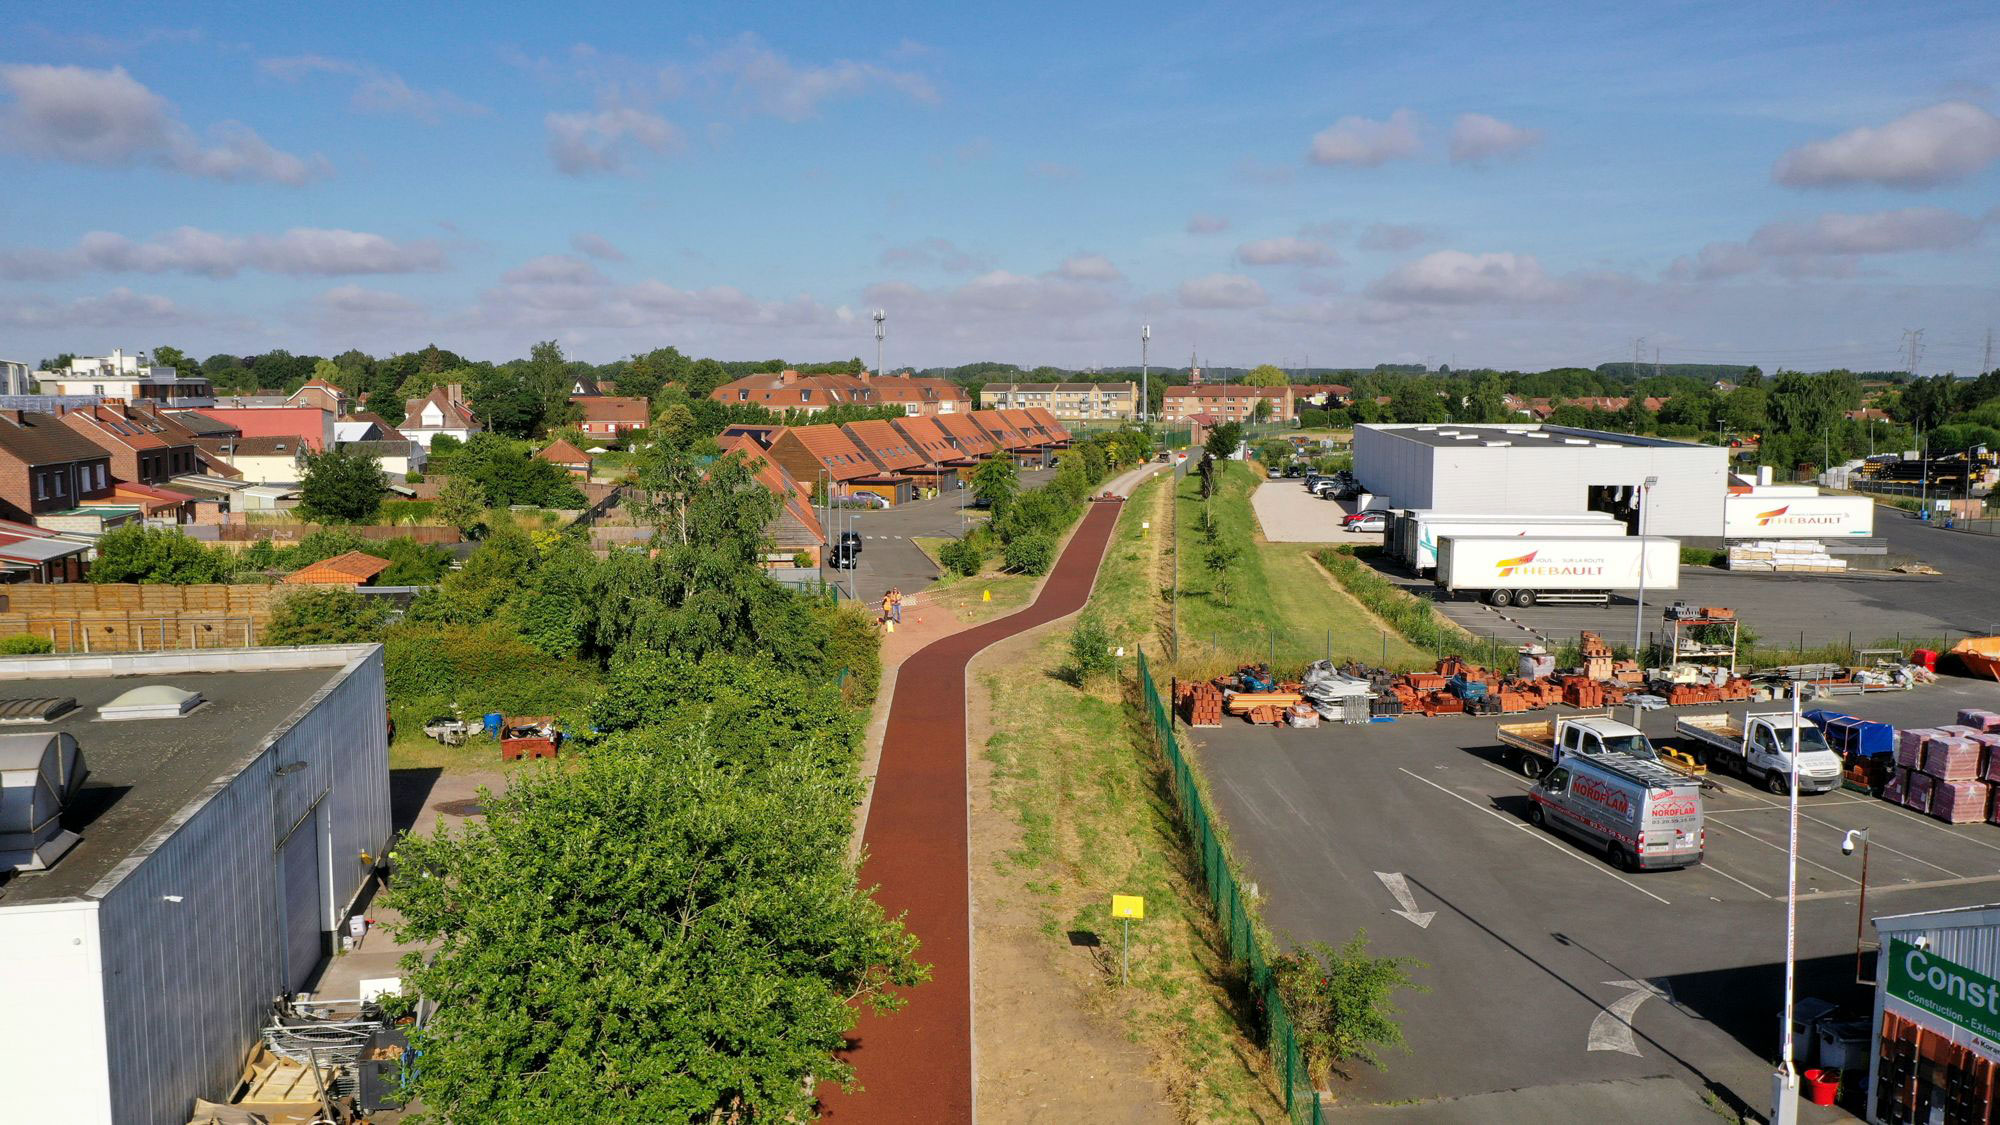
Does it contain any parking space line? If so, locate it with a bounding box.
[1699,862,1775,899]
[1797,872,2000,903]
[1396,767,1670,905]
[1856,799,2000,856]
[1703,819,1859,885]
[1699,805,1965,878]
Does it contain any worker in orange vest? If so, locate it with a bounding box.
[887,587,903,624]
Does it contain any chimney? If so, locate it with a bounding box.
[779,369,801,386]
[446,383,464,405]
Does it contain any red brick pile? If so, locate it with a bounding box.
[1174,679,1225,727]
[1887,725,2000,824]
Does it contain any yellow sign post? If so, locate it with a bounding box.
[1112,895,1145,984]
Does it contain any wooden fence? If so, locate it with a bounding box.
[0,584,288,653]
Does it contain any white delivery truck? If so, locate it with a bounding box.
[1435,535,1681,607]
[1399,512,1626,575]
[1528,752,1706,871]
[1674,711,1845,794]
[1497,711,1662,781]
[1722,493,1875,539]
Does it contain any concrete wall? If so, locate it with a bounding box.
[0,645,388,1125]
[1354,425,1728,537]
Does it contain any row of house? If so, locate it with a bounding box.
[708,370,969,416]
[720,408,1072,564]
[977,382,1138,421]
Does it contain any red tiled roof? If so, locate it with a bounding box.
[537,439,591,465]
[970,410,1030,450]
[282,550,391,585]
[839,419,924,472]
[933,412,999,456]
[997,409,1050,444]
[717,435,823,546]
[889,416,970,464]
[571,395,650,423]
[779,424,877,482]
[1022,407,1070,443]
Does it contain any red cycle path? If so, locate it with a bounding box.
[820,496,1127,1122]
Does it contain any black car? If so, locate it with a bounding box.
[829,531,863,569]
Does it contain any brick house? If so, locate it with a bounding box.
[55,405,201,522]
[0,410,118,524]
[571,395,650,437]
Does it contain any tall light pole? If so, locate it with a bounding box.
[873,308,887,377]
[1841,828,1873,984]
[1772,681,1803,1125]
[1141,324,1151,425]
[1633,476,1658,660]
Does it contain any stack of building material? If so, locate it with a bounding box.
[1906,771,1936,812]
[1727,540,1850,573]
[1227,691,1304,719]
[1932,780,1988,823]
[1580,632,1614,681]
[1960,709,2000,732]
[1517,646,1555,680]
[1175,679,1225,727]
[1883,768,1908,805]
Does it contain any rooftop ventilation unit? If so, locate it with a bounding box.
[1481,440,1512,447]
[97,685,203,721]
[1562,438,1592,445]
[0,732,87,871]
[0,697,76,723]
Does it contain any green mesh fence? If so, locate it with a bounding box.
[1138,649,1323,1124]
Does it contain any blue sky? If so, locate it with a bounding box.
[2,1,1996,373]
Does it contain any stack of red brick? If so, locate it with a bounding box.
[1885,712,2000,824]
[1174,679,1226,727]
[1663,679,1756,706]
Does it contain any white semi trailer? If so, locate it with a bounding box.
[1434,535,1681,607]
[1394,511,1627,575]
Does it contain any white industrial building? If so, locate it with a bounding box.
[1353,424,1730,538]
[0,645,390,1124]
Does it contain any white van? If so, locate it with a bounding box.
[1528,751,1705,872]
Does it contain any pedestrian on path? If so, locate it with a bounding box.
[888,587,904,624]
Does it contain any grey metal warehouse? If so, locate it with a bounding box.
[0,645,389,1124]
[1352,423,1729,538]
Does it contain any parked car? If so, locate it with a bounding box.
[839,492,889,509]
[830,531,863,569]
[1342,509,1391,532]
[1281,464,1307,478]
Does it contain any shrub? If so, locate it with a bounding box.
[1679,545,1727,568]
[1064,615,1119,686]
[1272,931,1425,1082]
[792,551,813,568]
[0,634,54,654]
[263,587,393,646]
[1314,547,1483,663]
[1003,532,1056,574]
[938,537,985,577]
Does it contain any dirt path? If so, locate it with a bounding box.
[818,496,1133,1123]
[966,629,1175,1123]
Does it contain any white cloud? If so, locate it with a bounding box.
[0,64,323,184]
[1665,207,1987,281]
[694,33,937,122]
[1307,108,1421,167]
[1773,101,2000,189]
[0,226,446,279]
[570,232,627,262]
[1368,250,1562,304]
[318,285,426,318]
[546,104,679,174]
[1054,253,1122,282]
[1357,223,1430,251]
[259,55,486,123]
[1186,214,1230,234]
[1178,273,1268,308]
[1235,236,1339,267]
[1449,113,1543,164]
[880,237,987,273]
[0,287,189,329]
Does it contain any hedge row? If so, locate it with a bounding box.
[1312,546,1485,662]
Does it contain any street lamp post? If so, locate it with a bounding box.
[1842,828,1873,984]
[1633,475,1658,660]
[1141,324,1151,425]
[1772,680,1803,1125]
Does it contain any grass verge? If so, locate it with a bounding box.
[978,473,1283,1119]
[1172,461,1425,675]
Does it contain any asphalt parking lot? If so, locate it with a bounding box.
[1193,674,2000,1116]
[820,467,1055,604]
[1251,480,1384,544]
[1378,503,2000,653]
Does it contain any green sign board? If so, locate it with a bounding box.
[1887,938,2000,1044]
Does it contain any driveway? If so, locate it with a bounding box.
[1252,479,1385,544]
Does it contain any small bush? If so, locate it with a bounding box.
[1272,930,1426,1082]
[939,537,985,577]
[792,551,814,569]
[1065,615,1119,686]
[1003,532,1056,574]
[1679,545,1726,568]
[0,634,54,654]
[263,587,392,646]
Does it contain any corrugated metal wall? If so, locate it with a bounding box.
[1353,426,1728,537]
[92,647,388,1125]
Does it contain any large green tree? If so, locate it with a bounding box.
[88,526,236,584]
[384,743,924,1121]
[296,446,385,523]
[970,455,1020,513]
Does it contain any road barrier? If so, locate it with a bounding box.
[1139,648,1325,1124]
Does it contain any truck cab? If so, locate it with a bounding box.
[1555,715,1660,766]
[1676,711,1843,795]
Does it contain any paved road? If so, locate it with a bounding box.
[1196,675,2000,1116]
[824,468,1055,606]
[820,466,1154,1122]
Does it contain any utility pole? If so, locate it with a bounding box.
[874,309,887,377]
[1141,324,1150,424]
[1632,337,1646,381]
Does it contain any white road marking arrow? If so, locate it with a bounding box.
[1372,871,1435,929]
[1588,979,1671,1056]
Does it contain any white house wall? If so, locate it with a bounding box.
[87,647,388,1124]
[0,900,114,1123]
